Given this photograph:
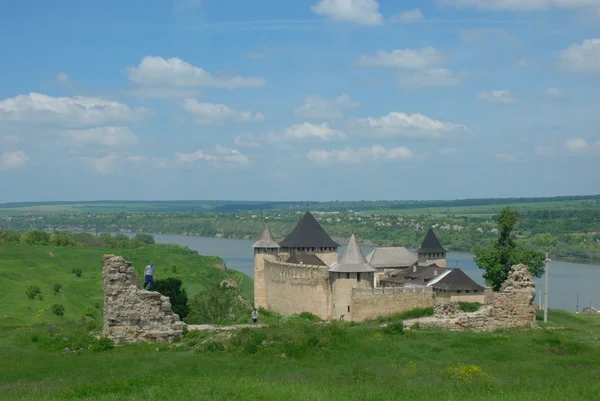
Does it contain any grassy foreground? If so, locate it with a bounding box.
[0,310,599,400]
[0,244,252,328]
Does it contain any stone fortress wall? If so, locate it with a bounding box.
[102,254,185,344]
[350,287,436,321]
[263,259,332,320]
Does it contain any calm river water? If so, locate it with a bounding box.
[147,234,599,313]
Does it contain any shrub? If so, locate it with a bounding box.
[51,303,65,317]
[203,340,225,352]
[83,306,97,320]
[49,232,76,247]
[91,338,114,352]
[0,229,20,244]
[383,322,405,335]
[134,233,155,245]
[154,278,189,320]
[458,302,482,312]
[53,284,62,294]
[37,294,44,301]
[72,268,82,277]
[298,312,320,322]
[20,229,51,245]
[26,285,42,300]
[186,285,239,324]
[171,266,178,274]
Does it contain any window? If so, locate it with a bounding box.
[346,273,350,279]
[357,273,361,282]
[347,306,350,313]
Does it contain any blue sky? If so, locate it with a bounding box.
[0,0,599,202]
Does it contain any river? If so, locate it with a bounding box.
[147,234,599,313]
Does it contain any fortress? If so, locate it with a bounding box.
[253,212,490,321]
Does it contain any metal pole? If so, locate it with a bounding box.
[544,249,550,323]
[576,293,579,314]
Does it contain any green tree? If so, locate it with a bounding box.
[186,285,238,324]
[154,278,189,319]
[20,229,51,245]
[474,208,545,291]
[134,233,155,245]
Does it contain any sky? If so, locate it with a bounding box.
[0,0,599,203]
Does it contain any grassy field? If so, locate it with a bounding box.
[0,310,599,400]
[0,244,252,329]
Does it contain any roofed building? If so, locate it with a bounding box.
[379,264,445,288]
[428,268,487,304]
[418,227,447,268]
[365,247,418,287]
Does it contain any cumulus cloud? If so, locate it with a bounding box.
[353,112,468,139]
[293,94,359,119]
[181,99,264,125]
[0,93,152,126]
[279,123,346,141]
[308,145,414,166]
[558,39,600,74]
[311,0,383,25]
[565,138,600,153]
[439,0,600,11]
[63,127,139,147]
[355,47,444,70]
[175,146,250,166]
[396,68,462,89]
[391,8,424,23]
[1,150,29,170]
[477,90,517,104]
[127,56,268,89]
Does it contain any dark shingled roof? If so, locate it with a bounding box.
[418,228,446,253]
[430,268,485,291]
[279,212,340,248]
[285,254,326,266]
[380,264,445,286]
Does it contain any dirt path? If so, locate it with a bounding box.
[186,324,266,331]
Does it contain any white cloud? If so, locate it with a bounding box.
[127,56,268,89]
[457,28,516,44]
[63,127,139,147]
[124,87,202,99]
[56,73,70,84]
[477,90,517,104]
[181,99,264,125]
[544,87,564,99]
[1,150,29,170]
[293,94,359,119]
[558,39,600,74]
[392,8,424,23]
[308,145,414,166]
[396,68,462,88]
[495,152,523,163]
[0,93,152,126]
[311,0,383,25]
[280,123,346,141]
[566,138,600,153]
[175,146,249,165]
[439,0,600,11]
[353,112,468,139]
[355,47,444,70]
[79,153,121,175]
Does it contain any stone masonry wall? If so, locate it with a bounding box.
[264,260,332,320]
[350,287,435,322]
[103,254,185,344]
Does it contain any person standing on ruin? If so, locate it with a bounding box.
[251,308,258,324]
[143,261,155,291]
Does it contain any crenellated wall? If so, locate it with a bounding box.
[263,260,332,320]
[350,286,435,321]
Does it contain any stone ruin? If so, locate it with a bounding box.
[102,254,185,344]
[411,264,537,331]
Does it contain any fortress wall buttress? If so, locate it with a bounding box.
[350,287,435,322]
[263,260,332,320]
[253,252,277,309]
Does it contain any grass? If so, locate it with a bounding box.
[0,244,252,329]
[1,310,599,400]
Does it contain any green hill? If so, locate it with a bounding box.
[0,244,253,328]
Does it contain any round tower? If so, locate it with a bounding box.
[253,224,280,309]
[329,234,375,321]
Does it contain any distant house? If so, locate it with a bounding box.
[427,268,486,304]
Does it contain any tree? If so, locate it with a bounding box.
[474,208,545,291]
[20,229,51,245]
[153,278,189,320]
[186,285,238,324]
[134,233,155,245]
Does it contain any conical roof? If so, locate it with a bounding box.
[279,212,339,248]
[252,225,280,248]
[330,234,375,273]
[418,228,446,253]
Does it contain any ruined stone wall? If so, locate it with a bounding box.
[264,260,332,320]
[103,254,185,344]
[407,264,536,331]
[434,291,486,305]
[350,287,435,322]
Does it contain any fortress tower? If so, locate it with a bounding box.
[278,211,340,267]
[253,224,280,309]
[329,234,375,320]
[417,227,447,268]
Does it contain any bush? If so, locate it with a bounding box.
[134,233,155,245]
[298,312,320,322]
[37,294,44,301]
[26,285,41,300]
[383,322,405,335]
[72,268,82,277]
[186,285,240,324]
[154,278,189,320]
[203,340,225,352]
[49,232,76,247]
[0,229,20,244]
[91,338,114,352]
[458,302,482,313]
[51,303,65,317]
[20,229,51,245]
[53,284,62,294]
